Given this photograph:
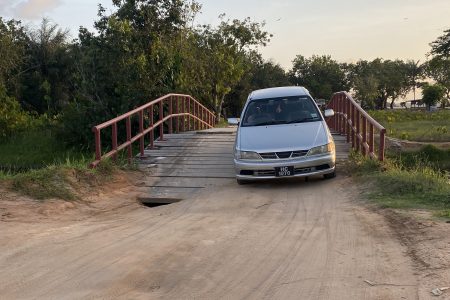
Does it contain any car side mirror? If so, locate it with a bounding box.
[324,109,335,118]
[228,118,240,126]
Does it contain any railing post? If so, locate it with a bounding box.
[336,95,342,134]
[112,123,118,161]
[184,97,188,132]
[168,96,173,134]
[362,116,367,156]
[379,129,386,161]
[369,123,374,157]
[180,96,185,132]
[139,110,144,157]
[341,94,345,134]
[199,105,201,130]
[189,98,195,131]
[194,102,197,130]
[356,109,360,153]
[126,116,132,164]
[94,128,101,163]
[149,105,154,149]
[159,101,164,141]
[189,97,192,131]
[202,107,205,130]
[209,110,212,128]
[175,96,179,133]
[345,97,350,143]
[351,105,355,149]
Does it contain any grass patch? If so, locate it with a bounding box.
[12,167,77,200]
[7,158,117,201]
[369,110,450,142]
[434,210,450,218]
[350,152,450,213]
[0,129,88,172]
[388,145,450,172]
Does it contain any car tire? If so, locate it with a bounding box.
[323,171,336,179]
[237,179,247,185]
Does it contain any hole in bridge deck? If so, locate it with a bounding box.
[138,197,183,208]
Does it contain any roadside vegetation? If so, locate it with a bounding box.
[349,149,450,218]
[0,158,125,201]
[369,110,450,142]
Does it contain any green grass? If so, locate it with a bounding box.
[3,158,116,201]
[387,145,450,172]
[0,128,130,200]
[0,129,88,172]
[349,152,450,217]
[369,110,450,142]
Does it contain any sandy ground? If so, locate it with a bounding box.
[1,175,449,299]
[0,130,449,299]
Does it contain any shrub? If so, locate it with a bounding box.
[0,86,31,139]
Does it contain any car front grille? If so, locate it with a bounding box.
[259,152,278,159]
[259,149,309,160]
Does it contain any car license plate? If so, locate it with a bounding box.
[275,166,294,177]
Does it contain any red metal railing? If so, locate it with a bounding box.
[326,91,386,161]
[90,93,216,168]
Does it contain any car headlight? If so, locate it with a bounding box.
[235,150,261,160]
[307,142,335,156]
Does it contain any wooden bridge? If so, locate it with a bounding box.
[90,91,386,200]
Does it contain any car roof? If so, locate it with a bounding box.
[249,86,310,100]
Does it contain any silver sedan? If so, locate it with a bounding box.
[229,86,336,184]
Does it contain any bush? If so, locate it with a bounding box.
[0,87,31,139]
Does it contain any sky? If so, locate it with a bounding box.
[1,0,449,70]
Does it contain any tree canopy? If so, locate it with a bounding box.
[288,55,348,100]
[430,28,450,58]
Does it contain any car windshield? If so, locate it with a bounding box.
[241,96,322,127]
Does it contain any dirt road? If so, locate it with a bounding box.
[1,131,448,299]
[1,175,425,299]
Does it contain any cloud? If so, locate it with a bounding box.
[0,0,17,14]
[13,0,62,19]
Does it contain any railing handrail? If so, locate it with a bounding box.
[327,91,386,161]
[336,91,385,132]
[90,93,216,168]
[94,93,209,130]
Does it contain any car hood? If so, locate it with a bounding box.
[238,121,329,152]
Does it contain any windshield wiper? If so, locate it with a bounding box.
[250,120,287,126]
[287,117,319,124]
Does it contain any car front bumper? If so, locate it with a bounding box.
[234,153,335,180]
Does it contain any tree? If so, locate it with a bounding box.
[224,53,289,117]
[425,57,450,108]
[0,18,28,98]
[178,16,271,121]
[349,59,410,109]
[288,55,348,100]
[430,28,450,58]
[404,60,425,101]
[19,19,73,114]
[59,0,193,147]
[348,60,379,109]
[422,83,446,110]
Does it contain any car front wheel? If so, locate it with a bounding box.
[323,171,336,179]
[237,179,248,185]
